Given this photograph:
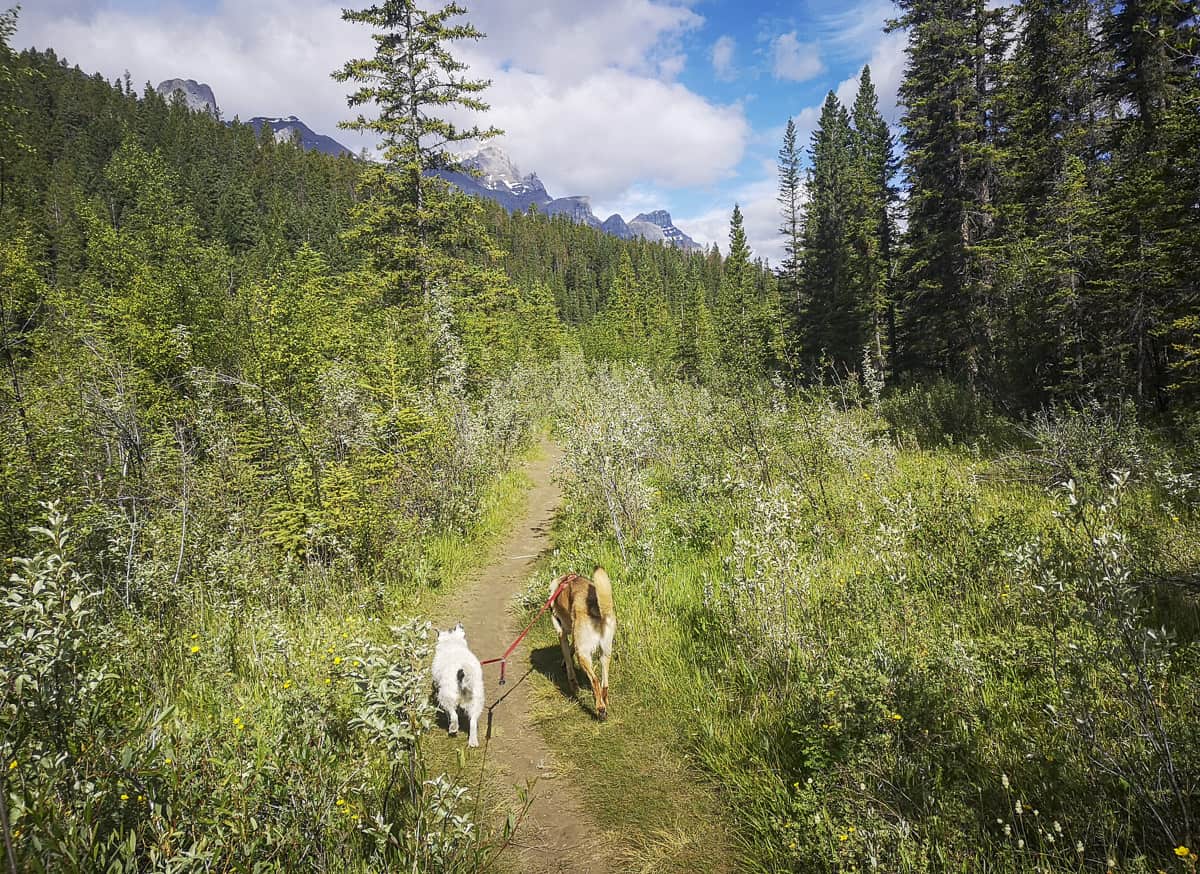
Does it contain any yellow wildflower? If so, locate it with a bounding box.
[891,713,903,721]
[336,798,346,806]
[333,657,342,665]
[838,833,848,842]
[325,678,332,685]
[7,760,15,771]
[1175,847,1190,858]
[190,645,200,654]
[120,793,129,800]
[283,680,293,689]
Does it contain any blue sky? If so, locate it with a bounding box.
[14,0,906,262]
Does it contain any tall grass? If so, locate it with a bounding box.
[1,366,551,872]
[543,366,1200,873]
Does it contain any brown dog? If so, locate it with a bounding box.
[549,567,616,720]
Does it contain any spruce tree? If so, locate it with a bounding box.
[985,0,1107,403]
[849,66,898,374]
[334,0,501,306]
[1097,0,1199,407]
[800,92,860,372]
[777,118,803,327]
[718,205,782,377]
[890,0,1006,380]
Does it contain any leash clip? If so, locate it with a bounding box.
[498,659,507,686]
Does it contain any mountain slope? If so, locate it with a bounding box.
[246,116,354,157]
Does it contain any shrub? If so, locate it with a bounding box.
[879,378,1013,448]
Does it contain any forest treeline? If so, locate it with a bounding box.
[788,0,1199,410]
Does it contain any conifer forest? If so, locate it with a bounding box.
[1,0,1198,871]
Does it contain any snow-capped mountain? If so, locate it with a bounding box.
[246,117,354,157]
[440,146,701,251]
[156,78,218,115]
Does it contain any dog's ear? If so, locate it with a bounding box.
[453,622,465,637]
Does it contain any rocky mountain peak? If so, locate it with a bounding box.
[156,78,218,115]
[632,210,674,228]
[442,145,700,250]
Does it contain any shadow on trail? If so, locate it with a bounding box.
[530,643,601,720]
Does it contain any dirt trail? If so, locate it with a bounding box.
[437,442,607,874]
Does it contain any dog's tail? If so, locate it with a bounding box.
[592,566,614,622]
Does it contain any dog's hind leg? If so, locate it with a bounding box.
[558,630,579,694]
[466,710,479,748]
[598,649,611,713]
[447,706,460,737]
[599,621,615,712]
[576,650,605,720]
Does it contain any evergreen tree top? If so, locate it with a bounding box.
[333,0,501,171]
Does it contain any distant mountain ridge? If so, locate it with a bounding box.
[155,79,354,157]
[438,145,702,251]
[154,81,698,248]
[245,116,354,157]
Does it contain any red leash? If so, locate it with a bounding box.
[481,574,576,685]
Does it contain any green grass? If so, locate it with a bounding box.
[535,376,1200,873]
[512,542,740,874]
[5,442,543,872]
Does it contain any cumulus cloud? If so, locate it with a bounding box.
[13,0,747,205]
[711,35,736,81]
[771,31,823,82]
[465,0,702,83]
[679,166,798,266]
[469,66,747,201]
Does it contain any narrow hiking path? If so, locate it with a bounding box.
[434,442,608,874]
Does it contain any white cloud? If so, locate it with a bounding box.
[771,31,824,82]
[15,0,379,151]
[465,0,702,83]
[828,29,907,126]
[679,166,797,266]
[711,35,736,81]
[783,18,907,155]
[470,66,746,201]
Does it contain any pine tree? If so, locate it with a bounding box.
[849,66,898,374]
[800,92,860,372]
[334,0,501,305]
[777,118,803,329]
[717,205,782,376]
[1097,0,1199,407]
[984,0,1108,403]
[890,0,1006,380]
[0,6,34,212]
[677,260,718,381]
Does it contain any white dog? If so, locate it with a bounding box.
[432,623,485,747]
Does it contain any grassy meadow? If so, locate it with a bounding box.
[533,367,1200,873]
